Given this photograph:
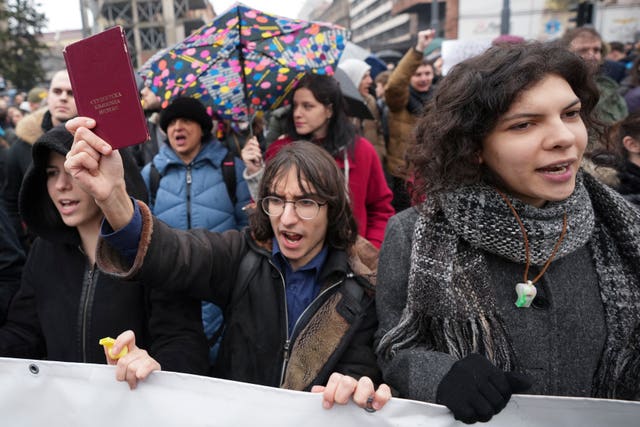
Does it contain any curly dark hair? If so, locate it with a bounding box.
[283,73,356,156]
[409,41,603,198]
[250,141,358,250]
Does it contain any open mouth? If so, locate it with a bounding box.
[537,163,570,174]
[60,199,79,207]
[58,199,79,214]
[282,231,302,243]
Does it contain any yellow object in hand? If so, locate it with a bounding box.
[99,337,128,359]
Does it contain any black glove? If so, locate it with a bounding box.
[436,353,532,424]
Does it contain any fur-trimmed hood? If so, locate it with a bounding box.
[14,108,50,145]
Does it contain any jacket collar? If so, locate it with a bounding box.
[154,139,227,174]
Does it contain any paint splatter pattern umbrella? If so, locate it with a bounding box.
[142,3,349,121]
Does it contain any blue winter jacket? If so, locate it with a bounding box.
[141,140,251,232]
[141,140,251,368]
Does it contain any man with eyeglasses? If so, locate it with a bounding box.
[63,120,392,411]
[3,70,77,250]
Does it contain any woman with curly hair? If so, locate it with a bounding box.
[376,41,640,424]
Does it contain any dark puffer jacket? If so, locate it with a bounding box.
[97,202,382,390]
[0,126,209,375]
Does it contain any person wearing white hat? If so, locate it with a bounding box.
[338,59,386,166]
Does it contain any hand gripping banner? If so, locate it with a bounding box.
[0,357,638,426]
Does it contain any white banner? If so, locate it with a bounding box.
[0,357,638,426]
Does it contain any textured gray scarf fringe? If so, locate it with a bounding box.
[378,172,640,400]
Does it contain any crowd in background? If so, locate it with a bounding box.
[1,24,640,423]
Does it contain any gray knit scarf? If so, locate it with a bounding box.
[378,172,640,399]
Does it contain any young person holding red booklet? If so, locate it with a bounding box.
[0,126,208,375]
[64,126,391,411]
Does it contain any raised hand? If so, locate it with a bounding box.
[65,117,134,230]
[416,29,436,53]
[241,136,264,175]
[64,117,124,201]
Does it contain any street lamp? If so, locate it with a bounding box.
[501,0,511,35]
[431,0,439,36]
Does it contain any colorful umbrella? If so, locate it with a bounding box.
[140,2,349,122]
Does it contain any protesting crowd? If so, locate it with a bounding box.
[2,22,640,424]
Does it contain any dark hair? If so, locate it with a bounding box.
[419,58,435,69]
[283,73,356,156]
[609,41,625,53]
[629,55,640,87]
[409,41,602,198]
[250,141,357,250]
[374,70,391,87]
[159,96,213,139]
[559,27,603,49]
[611,111,640,161]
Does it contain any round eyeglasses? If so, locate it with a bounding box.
[261,196,327,220]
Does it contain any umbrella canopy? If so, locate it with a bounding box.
[333,67,374,120]
[375,49,403,66]
[140,2,349,122]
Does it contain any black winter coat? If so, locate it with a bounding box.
[0,237,207,372]
[617,160,640,207]
[0,203,24,324]
[98,201,381,390]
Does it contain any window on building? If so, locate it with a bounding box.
[137,1,163,22]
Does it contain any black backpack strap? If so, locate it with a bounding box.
[148,161,161,208]
[208,248,260,346]
[221,150,237,205]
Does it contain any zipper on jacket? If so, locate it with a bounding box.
[276,266,349,386]
[186,164,192,229]
[80,264,99,362]
[269,260,291,385]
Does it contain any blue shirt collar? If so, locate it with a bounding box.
[272,238,328,280]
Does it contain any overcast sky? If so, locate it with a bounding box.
[38,1,304,32]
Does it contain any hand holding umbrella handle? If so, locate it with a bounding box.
[241,136,264,175]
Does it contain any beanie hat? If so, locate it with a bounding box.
[159,96,213,136]
[492,34,526,46]
[19,101,31,113]
[338,59,371,88]
[27,86,48,104]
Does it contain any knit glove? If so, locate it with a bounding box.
[436,353,532,424]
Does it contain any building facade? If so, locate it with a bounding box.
[309,0,639,57]
[310,0,459,56]
[82,0,214,67]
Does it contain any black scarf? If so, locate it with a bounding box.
[407,86,433,116]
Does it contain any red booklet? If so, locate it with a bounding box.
[63,26,149,149]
